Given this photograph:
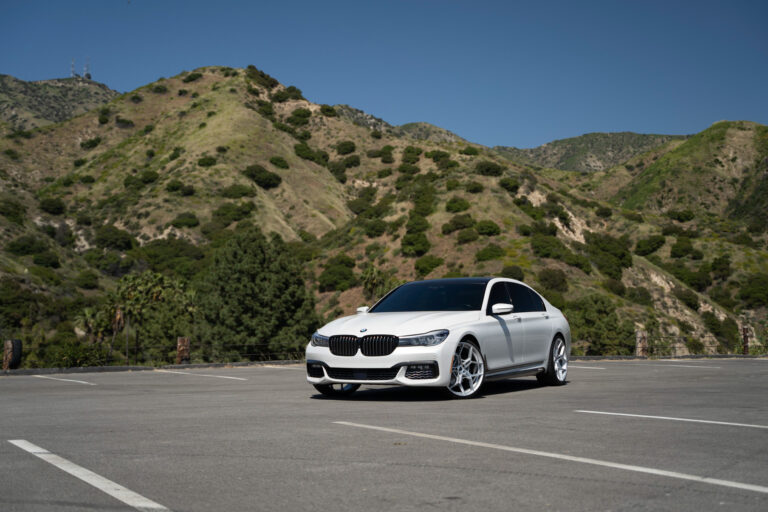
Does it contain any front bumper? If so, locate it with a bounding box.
[305,343,454,387]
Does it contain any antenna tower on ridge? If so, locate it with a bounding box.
[84,57,91,80]
[71,58,75,78]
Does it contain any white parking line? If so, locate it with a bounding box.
[32,375,95,386]
[568,365,606,370]
[575,410,768,430]
[8,440,170,511]
[154,369,247,381]
[616,363,721,369]
[334,421,768,495]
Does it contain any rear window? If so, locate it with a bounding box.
[371,281,487,312]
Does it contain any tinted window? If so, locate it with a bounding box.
[486,282,511,314]
[525,287,546,311]
[371,281,487,312]
[507,283,534,313]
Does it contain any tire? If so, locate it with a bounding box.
[313,383,360,397]
[537,336,567,386]
[446,339,485,398]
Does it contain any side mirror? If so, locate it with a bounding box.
[491,303,514,315]
[356,306,370,315]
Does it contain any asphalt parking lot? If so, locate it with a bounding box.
[1,359,767,511]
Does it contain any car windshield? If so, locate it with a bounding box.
[370,280,487,312]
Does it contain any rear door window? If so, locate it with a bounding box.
[506,283,533,313]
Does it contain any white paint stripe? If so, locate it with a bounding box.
[611,363,721,369]
[32,375,95,386]
[154,369,247,381]
[568,365,606,370]
[575,410,768,430]
[8,440,170,511]
[334,421,768,495]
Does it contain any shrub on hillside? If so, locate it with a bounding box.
[152,84,168,94]
[475,243,505,261]
[245,65,279,89]
[441,214,475,234]
[171,212,200,228]
[475,160,504,176]
[75,270,99,290]
[465,181,484,193]
[80,137,101,150]
[739,272,768,307]
[371,130,382,139]
[670,237,694,258]
[501,265,524,280]
[595,206,612,218]
[182,72,203,83]
[634,235,665,256]
[320,104,337,117]
[140,170,158,184]
[666,209,695,222]
[73,158,86,168]
[130,94,143,103]
[287,108,311,126]
[398,163,420,175]
[3,148,20,160]
[115,116,134,128]
[402,146,422,164]
[40,197,66,215]
[197,156,217,167]
[401,233,430,257]
[365,219,387,238]
[243,165,282,189]
[538,268,568,292]
[7,235,47,255]
[457,228,479,244]
[626,286,653,306]
[603,278,626,297]
[405,214,430,234]
[318,255,357,292]
[674,287,699,310]
[460,146,479,156]
[415,255,444,277]
[336,141,356,155]
[0,198,25,224]
[294,143,328,165]
[212,202,255,226]
[95,225,135,251]
[475,220,500,236]
[33,250,60,268]
[270,156,289,169]
[446,196,470,213]
[221,184,256,198]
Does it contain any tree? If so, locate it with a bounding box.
[194,229,318,361]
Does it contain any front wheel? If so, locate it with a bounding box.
[537,336,568,386]
[446,340,485,398]
[313,383,361,397]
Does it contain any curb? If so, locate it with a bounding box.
[1,360,304,377]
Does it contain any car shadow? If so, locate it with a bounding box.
[309,378,546,402]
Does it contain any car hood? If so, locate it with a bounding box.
[319,310,480,337]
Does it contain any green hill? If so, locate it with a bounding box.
[495,132,685,173]
[0,66,765,368]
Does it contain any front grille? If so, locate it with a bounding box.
[329,335,359,356]
[326,367,399,381]
[329,334,400,356]
[306,362,324,378]
[405,363,439,380]
[360,335,399,356]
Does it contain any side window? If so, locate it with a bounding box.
[486,282,511,315]
[506,283,532,313]
[525,287,546,312]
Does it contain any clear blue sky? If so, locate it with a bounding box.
[2,0,766,148]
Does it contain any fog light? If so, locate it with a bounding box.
[307,363,324,378]
[405,363,438,379]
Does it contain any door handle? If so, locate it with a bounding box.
[510,315,521,321]
[541,313,549,318]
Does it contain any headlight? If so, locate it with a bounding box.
[398,330,449,347]
[310,332,329,347]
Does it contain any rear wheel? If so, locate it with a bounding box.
[313,383,360,397]
[446,340,485,398]
[537,336,568,386]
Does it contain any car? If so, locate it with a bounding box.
[305,277,571,398]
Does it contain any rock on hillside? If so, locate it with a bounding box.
[0,74,118,130]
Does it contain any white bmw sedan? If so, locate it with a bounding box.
[306,277,571,398]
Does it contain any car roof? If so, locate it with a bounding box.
[403,277,494,286]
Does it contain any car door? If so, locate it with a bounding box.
[520,285,553,364]
[474,282,524,370]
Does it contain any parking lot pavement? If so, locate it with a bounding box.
[1,360,767,511]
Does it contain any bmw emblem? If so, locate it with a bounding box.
[360,328,368,333]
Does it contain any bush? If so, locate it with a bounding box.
[171,212,200,228]
[499,177,520,194]
[739,273,768,307]
[397,163,419,175]
[33,250,60,268]
[460,146,479,156]
[270,156,289,169]
[501,265,524,280]
[457,228,479,244]
[475,220,500,236]
[140,170,159,184]
[146,149,155,158]
[670,237,694,258]
[294,143,328,165]
[73,158,86,168]
[337,141,356,155]
[243,165,281,189]
[7,235,47,255]
[405,214,430,234]
[212,202,256,226]
[198,156,217,167]
[377,168,392,179]
[635,235,665,256]
[343,155,360,168]
[595,206,612,218]
[287,108,311,126]
[401,233,430,257]
[75,270,99,289]
[402,146,422,164]
[182,72,203,83]
[152,84,168,93]
[221,184,256,198]
[115,116,134,128]
[674,287,699,310]
[442,214,475,234]
[95,225,134,250]
[371,130,382,139]
[415,255,444,277]
[365,219,387,238]
[245,65,278,89]
[603,279,626,296]
[666,209,695,222]
[475,160,504,176]
[538,268,568,292]
[80,137,101,149]
[446,196,470,213]
[40,197,65,215]
[0,198,26,224]
[130,94,143,103]
[3,148,20,160]
[318,255,357,292]
[476,243,505,261]
[626,287,653,306]
[465,181,484,193]
[320,104,337,117]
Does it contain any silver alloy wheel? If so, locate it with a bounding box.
[553,338,568,382]
[448,341,485,397]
